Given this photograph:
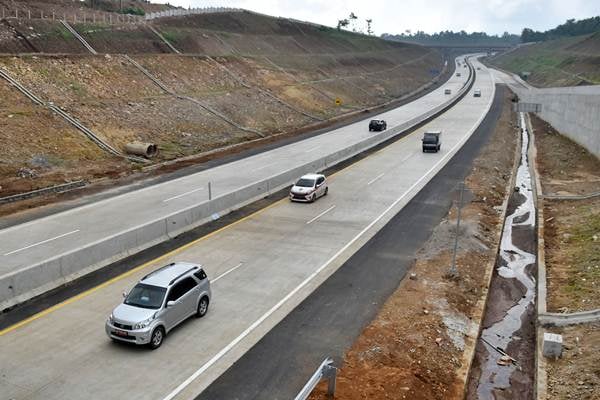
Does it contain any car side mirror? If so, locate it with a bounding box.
[122,291,128,298]
[167,301,176,307]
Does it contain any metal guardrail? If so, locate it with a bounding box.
[295,358,337,400]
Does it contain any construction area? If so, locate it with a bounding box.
[0,2,599,400]
[0,1,444,215]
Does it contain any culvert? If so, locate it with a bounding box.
[124,142,158,159]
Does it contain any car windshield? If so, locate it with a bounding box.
[424,134,438,143]
[295,178,315,187]
[124,283,166,309]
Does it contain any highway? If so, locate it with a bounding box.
[0,57,494,400]
[0,56,468,310]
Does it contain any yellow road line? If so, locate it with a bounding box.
[0,198,285,336]
[0,123,418,336]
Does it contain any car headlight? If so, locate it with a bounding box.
[108,313,114,323]
[134,314,157,330]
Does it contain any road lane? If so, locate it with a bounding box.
[0,61,468,282]
[0,58,493,400]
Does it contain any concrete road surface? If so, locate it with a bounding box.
[0,60,468,305]
[0,57,493,400]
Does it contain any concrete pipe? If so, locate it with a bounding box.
[124,142,158,158]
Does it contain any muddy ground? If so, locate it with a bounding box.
[532,114,600,313]
[308,89,519,399]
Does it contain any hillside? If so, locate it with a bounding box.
[0,5,445,205]
[489,32,600,87]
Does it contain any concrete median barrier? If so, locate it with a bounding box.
[0,60,477,311]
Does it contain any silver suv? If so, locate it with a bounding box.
[105,262,211,349]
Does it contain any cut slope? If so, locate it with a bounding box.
[489,33,600,87]
[0,8,444,206]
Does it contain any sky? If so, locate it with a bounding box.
[153,0,600,36]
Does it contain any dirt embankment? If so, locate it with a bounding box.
[489,32,600,87]
[546,323,600,400]
[531,112,600,400]
[532,114,600,312]
[309,89,519,399]
[0,9,442,212]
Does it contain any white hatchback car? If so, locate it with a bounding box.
[289,173,328,202]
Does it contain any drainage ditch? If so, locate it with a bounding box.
[467,112,537,399]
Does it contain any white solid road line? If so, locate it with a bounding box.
[162,76,495,400]
[306,205,336,225]
[212,263,244,283]
[163,187,205,202]
[3,229,80,256]
[367,173,385,186]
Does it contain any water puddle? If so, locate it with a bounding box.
[475,112,537,399]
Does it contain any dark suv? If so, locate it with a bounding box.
[369,119,387,131]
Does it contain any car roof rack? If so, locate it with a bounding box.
[169,266,199,286]
[141,262,176,281]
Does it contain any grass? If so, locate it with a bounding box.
[53,26,74,40]
[562,208,600,301]
[492,34,600,86]
[160,30,183,44]
[68,81,87,97]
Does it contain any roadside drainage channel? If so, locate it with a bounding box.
[468,112,537,399]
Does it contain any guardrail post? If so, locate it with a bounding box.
[324,364,337,398]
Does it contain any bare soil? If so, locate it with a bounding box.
[532,114,600,312]
[0,7,443,216]
[309,90,519,399]
[545,323,600,400]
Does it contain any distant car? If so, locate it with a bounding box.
[290,173,328,202]
[444,88,451,95]
[474,89,482,97]
[369,119,387,131]
[456,72,461,77]
[106,262,211,349]
[422,130,442,153]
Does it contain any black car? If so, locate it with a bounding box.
[369,119,387,131]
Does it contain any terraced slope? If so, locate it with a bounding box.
[489,32,600,87]
[0,9,444,200]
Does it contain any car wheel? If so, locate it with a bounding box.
[149,326,165,350]
[324,187,329,196]
[196,296,209,318]
[310,193,316,203]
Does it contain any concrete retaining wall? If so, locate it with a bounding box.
[517,85,600,159]
[0,62,476,311]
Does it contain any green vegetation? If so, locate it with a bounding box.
[53,26,74,40]
[69,82,87,97]
[563,210,600,300]
[382,30,519,47]
[120,7,145,16]
[490,34,600,86]
[522,16,600,43]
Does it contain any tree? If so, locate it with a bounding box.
[349,12,358,32]
[366,19,373,35]
[337,18,349,31]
